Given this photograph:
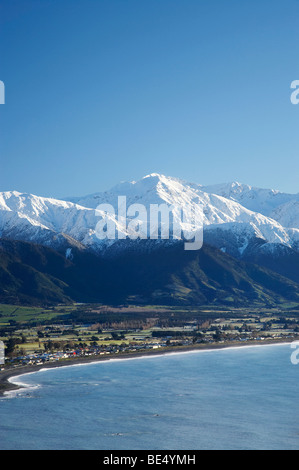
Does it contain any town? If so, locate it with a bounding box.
[1,303,299,370]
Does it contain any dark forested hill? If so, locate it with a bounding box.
[1,238,299,307]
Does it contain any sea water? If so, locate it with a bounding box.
[0,344,298,450]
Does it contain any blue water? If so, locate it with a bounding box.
[0,344,298,450]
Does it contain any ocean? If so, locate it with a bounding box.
[0,343,298,450]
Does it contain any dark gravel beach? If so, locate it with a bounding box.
[0,339,291,396]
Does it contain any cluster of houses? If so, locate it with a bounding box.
[3,342,164,368]
[2,314,299,369]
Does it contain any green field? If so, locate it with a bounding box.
[1,302,299,326]
[0,304,76,325]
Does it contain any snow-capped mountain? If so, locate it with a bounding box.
[270,200,299,229]
[0,191,124,250]
[201,181,299,227]
[1,174,299,258]
[66,174,299,253]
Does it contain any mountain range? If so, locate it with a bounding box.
[1,173,299,306]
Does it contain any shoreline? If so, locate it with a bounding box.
[0,338,293,396]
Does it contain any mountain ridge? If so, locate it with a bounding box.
[1,237,299,307]
[1,173,299,306]
[1,174,299,257]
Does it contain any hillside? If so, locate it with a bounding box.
[1,238,299,307]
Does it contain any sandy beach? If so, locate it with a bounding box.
[0,338,292,396]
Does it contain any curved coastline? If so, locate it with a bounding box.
[0,338,293,396]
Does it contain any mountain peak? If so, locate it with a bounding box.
[3,174,299,258]
[142,172,164,180]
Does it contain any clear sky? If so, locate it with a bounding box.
[0,0,299,198]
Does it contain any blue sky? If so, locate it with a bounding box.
[0,0,299,197]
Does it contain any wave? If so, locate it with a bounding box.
[3,372,42,398]
[4,341,292,397]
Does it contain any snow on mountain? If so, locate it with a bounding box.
[201,181,299,225]
[270,200,299,229]
[65,173,299,252]
[68,174,192,209]
[1,174,299,256]
[0,190,127,250]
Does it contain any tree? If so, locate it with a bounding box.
[90,336,99,342]
[5,338,17,356]
[213,329,222,342]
